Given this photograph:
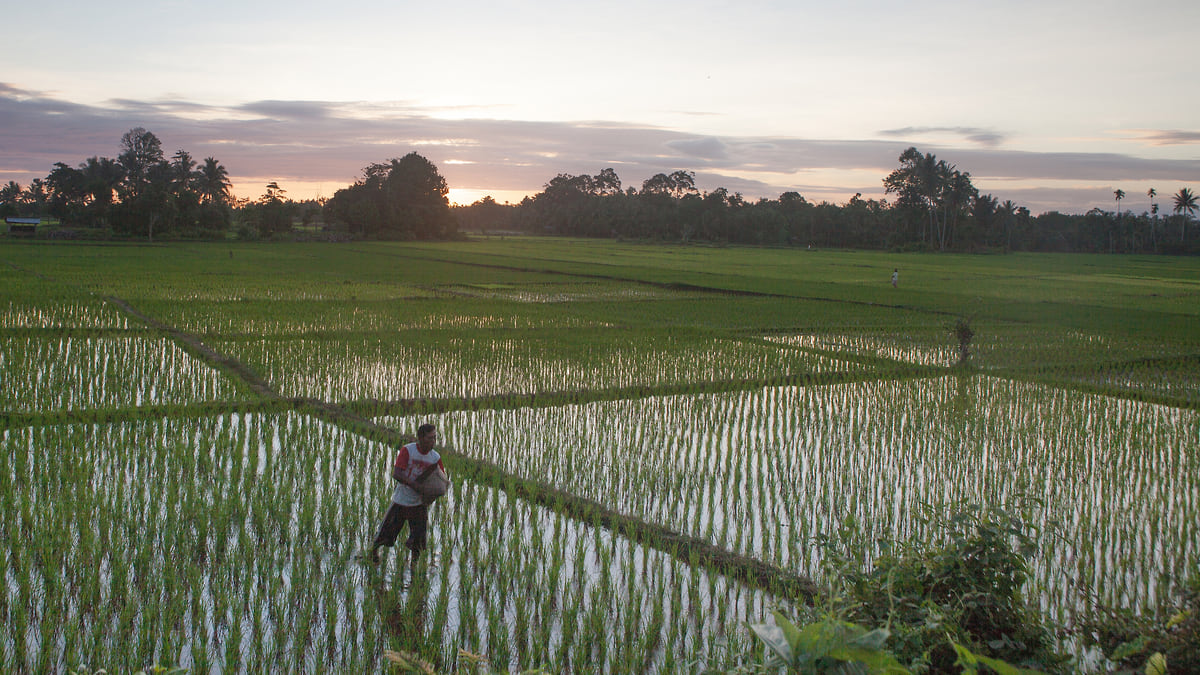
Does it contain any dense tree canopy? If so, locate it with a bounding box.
[14,128,233,237]
[323,153,457,240]
[5,139,1197,253]
[452,157,1198,254]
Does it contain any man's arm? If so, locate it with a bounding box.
[392,463,420,487]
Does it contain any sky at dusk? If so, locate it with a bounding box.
[2,0,1198,215]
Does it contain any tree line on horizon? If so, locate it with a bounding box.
[0,128,237,239]
[457,148,1199,254]
[3,131,1198,253]
[0,128,453,242]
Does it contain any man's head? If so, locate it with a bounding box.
[416,423,437,452]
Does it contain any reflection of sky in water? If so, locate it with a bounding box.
[1,336,242,411]
[234,336,863,402]
[391,375,1200,624]
[766,333,955,367]
[419,481,793,672]
[1,412,788,673]
[766,329,1193,373]
[0,300,130,329]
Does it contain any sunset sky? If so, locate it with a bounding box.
[3,0,1198,215]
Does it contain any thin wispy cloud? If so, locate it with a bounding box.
[238,101,339,120]
[878,126,1008,148]
[1125,129,1200,146]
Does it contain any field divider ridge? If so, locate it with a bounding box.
[0,399,296,430]
[99,291,824,605]
[341,367,946,419]
[343,245,965,318]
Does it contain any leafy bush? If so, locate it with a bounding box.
[1078,561,1200,673]
[817,500,1068,673]
[745,612,910,674]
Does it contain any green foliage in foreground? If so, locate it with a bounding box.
[376,499,1197,674]
[1079,564,1200,674]
[735,499,1199,675]
[811,501,1067,673]
[745,613,909,674]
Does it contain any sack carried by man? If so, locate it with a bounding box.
[415,464,450,500]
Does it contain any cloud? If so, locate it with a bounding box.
[238,100,338,120]
[1126,129,1200,146]
[879,126,1008,148]
[0,84,1196,214]
[667,137,729,160]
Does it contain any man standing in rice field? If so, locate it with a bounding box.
[369,423,447,575]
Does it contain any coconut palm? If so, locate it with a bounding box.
[943,169,976,249]
[1148,188,1158,251]
[80,156,125,207]
[171,150,197,193]
[196,157,232,206]
[1173,187,1197,243]
[998,199,1017,251]
[921,154,944,243]
[0,181,22,205]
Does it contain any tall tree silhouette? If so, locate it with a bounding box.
[197,157,232,205]
[1173,187,1197,243]
[884,147,946,247]
[117,127,165,199]
[1148,188,1158,251]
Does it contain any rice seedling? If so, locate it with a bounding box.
[0,336,248,412]
[0,413,400,673]
[0,405,800,673]
[386,373,1200,625]
[4,239,1199,672]
[217,330,860,402]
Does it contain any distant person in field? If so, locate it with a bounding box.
[891,268,899,288]
[369,423,448,575]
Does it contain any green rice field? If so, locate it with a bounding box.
[1,239,1198,673]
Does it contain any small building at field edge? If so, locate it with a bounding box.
[5,217,40,235]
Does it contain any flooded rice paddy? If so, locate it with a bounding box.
[2,249,1197,673]
[218,334,860,402]
[389,375,1200,624]
[1,336,247,411]
[0,413,791,673]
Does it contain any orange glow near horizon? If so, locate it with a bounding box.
[230,179,339,203]
[446,188,529,206]
[230,179,531,207]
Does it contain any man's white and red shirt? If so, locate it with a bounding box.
[391,442,445,506]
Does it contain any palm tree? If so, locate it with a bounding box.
[908,149,946,247]
[883,147,941,246]
[1174,187,1198,243]
[196,157,232,206]
[0,181,22,203]
[998,199,1017,251]
[80,156,125,207]
[26,179,48,213]
[171,150,197,194]
[1113,189,1125,216]
[971,193,997,246]
[1148,188,1158,251]
[944,170,976,249]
